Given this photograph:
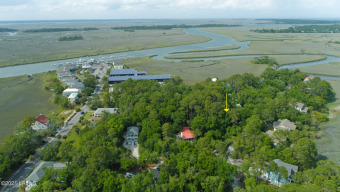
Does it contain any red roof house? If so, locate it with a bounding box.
[35,114,48,125]
[181,127,195,141]
[32,114,49,131]
[304,76,314,82]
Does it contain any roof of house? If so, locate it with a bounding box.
[295,102,309,113]
[108,74,171,82]
[93,108,118,116]
[149,168,160,179]
[273,119,296,131]
[25,161,66,182]
[273,159,298,176]
[113,61,124,66]
[181,126,195,139]
[304,76,314,81]
[63,88,80,93]
[127,126,139,136]
[36,114,48,124]
[110,68,147,76]
[68,93,78,99]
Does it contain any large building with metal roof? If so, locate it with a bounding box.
[108,68,170,83]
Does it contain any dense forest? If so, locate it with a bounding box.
[111,24,240,31]
[252,24,340,33]
[58,35,83,41]
[24,68,340,191]
[23,27,98,33]
[0,27,18,32]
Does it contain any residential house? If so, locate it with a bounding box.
[25,161,66,191]
[68,93,78,105]
[304,76,314,82]
[32,114,49,131]
[295,102,309,113]
[125,126,139,146]
[180,126,195,141]
[113,61,125,69]
[149,167,161,179]
[262,159,298,187]
[92,108,118,117]
[266,130,287,147]
[62,88,80,97]
[273,119,296,131]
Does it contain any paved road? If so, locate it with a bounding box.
[1,105,89,192]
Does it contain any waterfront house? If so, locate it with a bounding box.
[113,61,125,69]
[32,114,49,131]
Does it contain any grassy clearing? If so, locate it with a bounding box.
[0,27,210,68]
[0,73,57,142]
[84,112,94,120]
[202,27,340,57]
[292,62,340,76]
[123,56,268,85]
[171,44,240,54]
[65,125,82,148]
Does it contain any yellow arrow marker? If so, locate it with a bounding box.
[224,94,229,112]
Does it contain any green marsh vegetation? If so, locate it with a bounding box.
[170,44,241,54]
[111,24,240,31]
[0,24,210,68]
[252,24,340,33]
[0,28,18,32]
[23,27,98,33]
[58,35,83,41]
[202,27,340,57]
[0,73,57,142]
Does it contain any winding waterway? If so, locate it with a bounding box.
[0,28,340,80]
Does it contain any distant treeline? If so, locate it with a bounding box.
[24,27,99,33]
[0,27,18,32]
[262,19,340,24]
[112,24,240,31]
[252,25,340,33]
[58,35,83,41]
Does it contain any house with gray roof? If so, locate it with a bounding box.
[113,61,125,69]
[262,159,298,187]
[266,130,287,147]
[25,161,66,191]
[93,108,118,117]
[273,119,296,131]
[295,102,309,113]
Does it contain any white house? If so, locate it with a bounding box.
[68,93,78,105]
[62,88,80,97]
[32,114,49,131]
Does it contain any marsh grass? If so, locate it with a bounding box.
[123,56,268,84]
[0,73,57,142]
[0,28,210,68]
